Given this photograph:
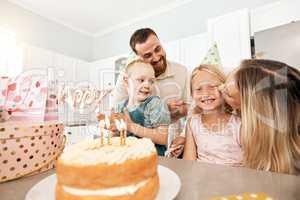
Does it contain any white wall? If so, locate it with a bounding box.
[0,0,93,61]
[92,0,277,61]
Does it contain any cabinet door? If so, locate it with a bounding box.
[52,53,76,83]
[74,60,91,83]
[90,56,122,112]
[90,57,117,89]
[208,9,251,73]
[23,45,54,71]
[180,33,209,72]
[164,40,181,64]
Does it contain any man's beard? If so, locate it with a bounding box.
[152,56,167,77]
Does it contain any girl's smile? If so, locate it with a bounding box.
[192,70,223,112]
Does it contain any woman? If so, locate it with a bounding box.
[222,59,300,174]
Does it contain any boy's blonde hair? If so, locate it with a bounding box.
[190,64,231,114]
[125,59,154,77]
[236,59,300,174]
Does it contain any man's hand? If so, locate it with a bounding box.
[170,145,184,158]
[167,100,188,121]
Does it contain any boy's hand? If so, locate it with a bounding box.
[123,109,136,133]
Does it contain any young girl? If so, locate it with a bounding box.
[114,59,171,156]
[183,64,242,166]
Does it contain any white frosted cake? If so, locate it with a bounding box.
[55,137,159,200]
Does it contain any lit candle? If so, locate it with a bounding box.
[120,119,127,145]
[99,120,105,145]
[105,115,111,145]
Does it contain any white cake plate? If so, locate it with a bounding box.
[25,165,181,200]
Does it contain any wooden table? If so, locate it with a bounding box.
[0,157,299,200]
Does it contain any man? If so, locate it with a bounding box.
[112,28,188,156]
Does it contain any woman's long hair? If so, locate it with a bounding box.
[236,59,300,174]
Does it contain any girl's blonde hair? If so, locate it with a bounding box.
[236,59,300,174]
[190,64,231,114]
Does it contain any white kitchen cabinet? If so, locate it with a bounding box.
[52,53,76,83]
[52,54,90,84]
[164,40,181,64]
[74,59,91,83]
[90,55,127,112]
[22,44,93,124]
[207,8,251,74]
[23,45,54,71]
[90,56,120,89]
[23,44,90,84]
[251,0,300,34]
[163,34,209,73]
[180,33,209,72]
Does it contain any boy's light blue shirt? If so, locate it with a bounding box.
[115,96,171,128]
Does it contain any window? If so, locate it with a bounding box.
[0,27,23,77]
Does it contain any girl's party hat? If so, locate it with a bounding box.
[201,42,222,67]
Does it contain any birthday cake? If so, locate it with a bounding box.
[55,137,159,200]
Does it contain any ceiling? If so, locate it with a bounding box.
[8,0,193,36]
